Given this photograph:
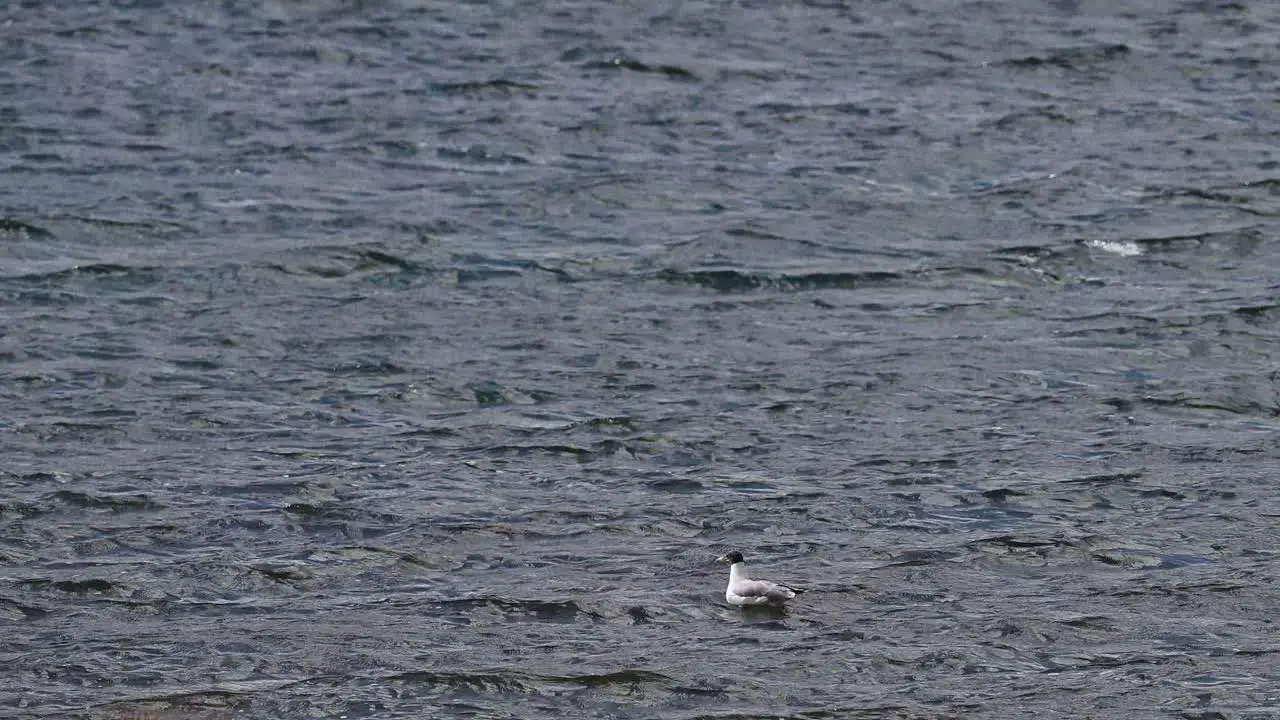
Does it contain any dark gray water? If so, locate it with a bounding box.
[3,1,1280,718]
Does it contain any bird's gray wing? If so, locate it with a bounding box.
[736,579,798,602]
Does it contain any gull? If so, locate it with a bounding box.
[715,551,804,607]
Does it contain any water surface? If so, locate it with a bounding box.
[2,1,1279,718]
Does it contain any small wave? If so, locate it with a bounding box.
[655,268,906,293]
[49,490,156,512]
[0,217,54,238]
[1004,43,1131,70]
[21,577,124,594]
[430,596,605,624]
[432,78,540,95]
[0,597,50,619]
[578,56,699,82]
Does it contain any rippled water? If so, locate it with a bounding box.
[3,1,1280,718]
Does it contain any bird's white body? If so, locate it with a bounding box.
[722,560,800,607]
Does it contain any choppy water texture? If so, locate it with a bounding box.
[3,1,1280,718]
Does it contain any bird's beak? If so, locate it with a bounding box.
[715,555,730,564]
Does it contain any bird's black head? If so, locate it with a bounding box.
[717,551,745,564]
